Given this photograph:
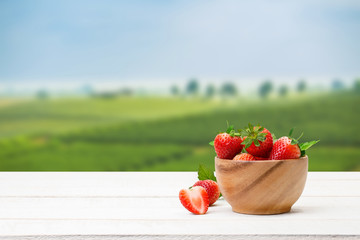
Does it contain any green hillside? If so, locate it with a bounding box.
[0,92,359,171]
[0,97,220,138]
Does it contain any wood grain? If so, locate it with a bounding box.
[215,156,308,214]
[0,172,359,197]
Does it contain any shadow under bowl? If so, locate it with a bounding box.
[215,156,308,215]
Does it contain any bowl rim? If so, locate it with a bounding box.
[215,155,308,163]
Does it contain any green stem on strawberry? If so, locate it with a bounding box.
[238,123,273,158]
[209,123,240,146]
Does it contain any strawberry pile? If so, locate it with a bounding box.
[210,123,319,161]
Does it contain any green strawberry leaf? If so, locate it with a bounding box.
[299,140,320,151]
[233,132,241,137]
[288,128,303,145]
[289,127,295,137]
[299,140,320,157]
[297,132,304,141]
[239,129,248,136]
[198,164,217,182]
[198,164,222,198]
[226,125,234,134]
[238,123,269,150]
[241,137,252,149]
[225,123,240,137]
[209,141,214,146]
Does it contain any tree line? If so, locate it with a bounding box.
[170,78,360,98]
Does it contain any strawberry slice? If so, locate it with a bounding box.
[179,186,209,214]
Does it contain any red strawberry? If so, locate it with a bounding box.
[233,153,256,161]
[211,124,243,159]
[240,124,273,158]
[193,180,220,206]
[213,133,243,159]
[269,136,301,160]
[179,186,209,215]
[254,156,269,160]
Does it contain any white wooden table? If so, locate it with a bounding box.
[0,172,359,240]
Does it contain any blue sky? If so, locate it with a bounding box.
[0,0,360,84]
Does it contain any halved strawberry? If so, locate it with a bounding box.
[233,153,256,161]
[179,186,209,215]
[193,180,220,206]
[240,124,273,158]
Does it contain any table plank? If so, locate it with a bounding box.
[0,172,359,197]
[0,197,359,220]
[1,236,360,240]
[0,218,359,235]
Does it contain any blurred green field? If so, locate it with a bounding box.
[0,92,359,171]
[0,97,221,138]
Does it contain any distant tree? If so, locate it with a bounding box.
[297,80,306,92]
[279,85,289,97]
[96,92,117,99]
[354,78,360,93]
[170,85,180,96]
[205,84,215,98]
[258,80,273,98]
[186,78,199,96]
[119,88,133,96]
[332,79,345,91]
[220,82,237,97]
[36,89,49,100]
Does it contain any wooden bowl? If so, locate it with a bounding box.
[215,156,308,215]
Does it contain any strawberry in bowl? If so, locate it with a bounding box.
[211,125,243,159]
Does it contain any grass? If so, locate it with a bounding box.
[61,92,360,146]
[0,91,359,171]
[0,139,192,171]
[0,97,221,138]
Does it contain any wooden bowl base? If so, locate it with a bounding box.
[232,206,291,215]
